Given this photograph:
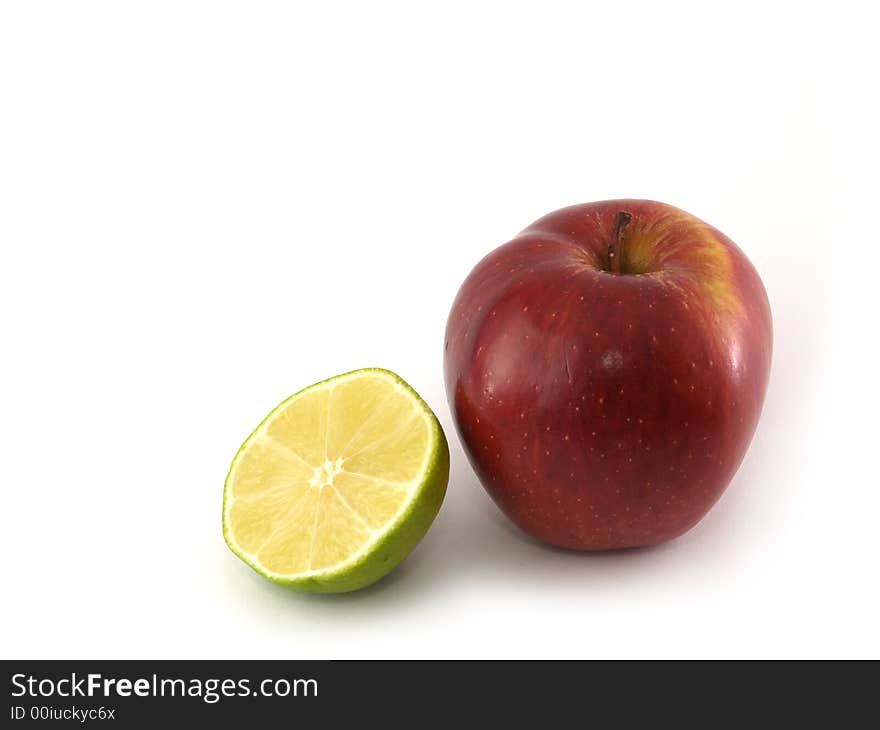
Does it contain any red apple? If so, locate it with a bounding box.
[444,200,772,550]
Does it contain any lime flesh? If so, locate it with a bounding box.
[223,368,449,593]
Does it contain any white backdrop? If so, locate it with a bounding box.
[1,1,876,659]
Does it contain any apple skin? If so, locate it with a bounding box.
[444,200,772,550]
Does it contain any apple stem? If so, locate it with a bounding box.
[608,211,632,275]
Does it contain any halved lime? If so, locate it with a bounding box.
[223,368,449,593]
